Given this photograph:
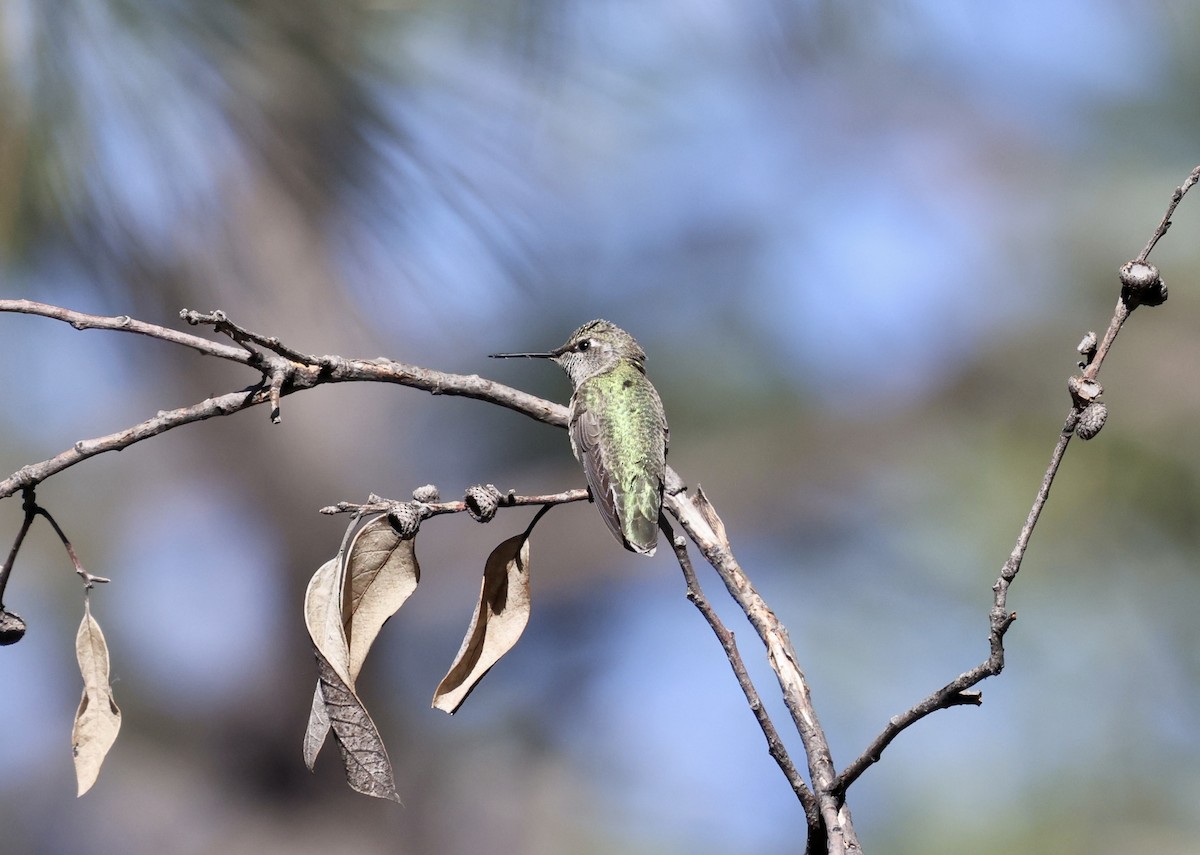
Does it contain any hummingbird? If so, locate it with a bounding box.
[490,320,669,556]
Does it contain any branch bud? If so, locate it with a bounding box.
[1067,375,1102,406]
[465,484,503,523]
[1120,261,1167,307]
[412,484,440,503]
[0,607,27,645]
[1074,402,1108,440]
[387,502,423,538]
[1076,331,1098,368]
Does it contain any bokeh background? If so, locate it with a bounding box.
[2,2,1200,853]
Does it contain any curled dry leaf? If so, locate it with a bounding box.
[343,515,420,680]
[303,556,348,770]
[312,652,401,803]
[304,517,420,766]
[302,683,332,772]
[432,533,532,714]
[305,556,350,682]
[72,599,121,797]
[302,519,414,803]
[303,556,400,801]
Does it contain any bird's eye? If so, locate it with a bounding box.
[578,340,590,352]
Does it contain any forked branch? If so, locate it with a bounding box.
[2,164,1197,855]
[0,296,842,846]
[836,164,1196,794]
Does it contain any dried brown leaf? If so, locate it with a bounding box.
[72,600,121,796]
[302,683,331,771]
[304,556,350,683]
[343,515,419,681]
[432,533,532,714]
[303,556,344,766]
[302,548,401,801]
[313,651,401,803]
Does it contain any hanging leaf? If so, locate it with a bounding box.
[343,515,420,681]
[432,533,532,714]
[302,548,401,802]
[302,556,344,769]
[312,651,401,802]
[72,599,121,796]
[303,517,419,770]
[305,556,350,681]
[302,683,332,771]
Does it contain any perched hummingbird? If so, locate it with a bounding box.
[490,320,669,556]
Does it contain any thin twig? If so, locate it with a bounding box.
[837,427,1071,792]
[0,385,273,499]
[659,516,819,827]
[320,488,589,518]
[32,504,110,588]
[665,485,857,854]
[1,300,253,363]
[0,306,568,500]
[181,308,324,365]
[0,300,858,849]
[1,488,110,595]
[1082,299,1129,383]
[836,164,1199,794]
[0,489,37,604]
[1136,164,1200,262]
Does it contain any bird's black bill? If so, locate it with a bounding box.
[488,351,557,359]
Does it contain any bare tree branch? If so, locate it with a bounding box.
[664,482,858,854]
[320,487,591,530]
[0,300,567,499]
[2,300,253,363]
[659,515,818,822]
[1136,163,1200,261]
[0,297,849,848]
[3,165,1197,854]
[836,164,1195,795]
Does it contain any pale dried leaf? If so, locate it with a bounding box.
[304,556,352,683]
[302,555,350,766]
[314,652,401,802]
[692,485,729,549]
[303,550,401,801]
[72,600,121,796]
[302,683,331,771]
[344,515,419,681]
[432,533,532,714]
